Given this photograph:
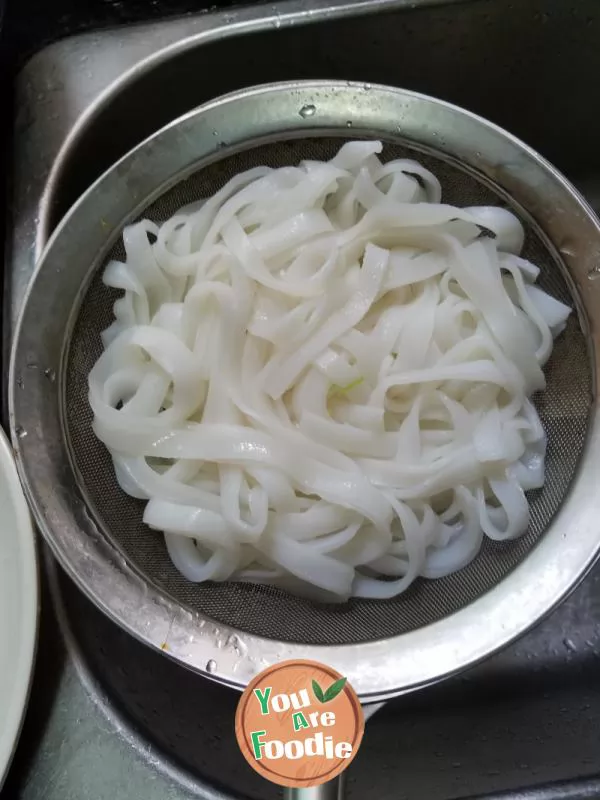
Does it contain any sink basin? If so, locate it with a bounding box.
[5,1,600,798]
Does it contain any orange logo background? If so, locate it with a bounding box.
[235,659,364,788]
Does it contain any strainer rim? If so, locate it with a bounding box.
[9,79,600,700]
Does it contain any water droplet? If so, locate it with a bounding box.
[363,83,372,91]
[588,264,600,281]
[44,368,56,382]
[212,130,218,136]
[16,375,24,389]
[226,634,248,656]
[26,362,38,370]
[206,659,217,673]
[346,120,352,128]
[564,637,577,652]
[15,426,27,438]
[299,104,316,119]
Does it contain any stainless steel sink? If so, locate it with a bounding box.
[5,1,600,798]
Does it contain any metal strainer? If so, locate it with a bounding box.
[8,80,600,781]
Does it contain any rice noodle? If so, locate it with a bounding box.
[88,141,571,602]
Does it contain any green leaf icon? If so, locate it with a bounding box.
[312,679,325,703]
[323,677,347,702]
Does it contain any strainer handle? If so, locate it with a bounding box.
[285,776,345,799]
[283,702,383,798]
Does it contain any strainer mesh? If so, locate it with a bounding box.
[64,138,591,645]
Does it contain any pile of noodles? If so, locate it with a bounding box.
[89,141,571,601]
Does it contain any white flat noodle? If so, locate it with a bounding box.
[523,284,571,334]
[89,140,571,601]
[463,206,525,254]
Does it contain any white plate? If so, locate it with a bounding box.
[0,427,38,788]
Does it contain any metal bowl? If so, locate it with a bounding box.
[9,81,600,702]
